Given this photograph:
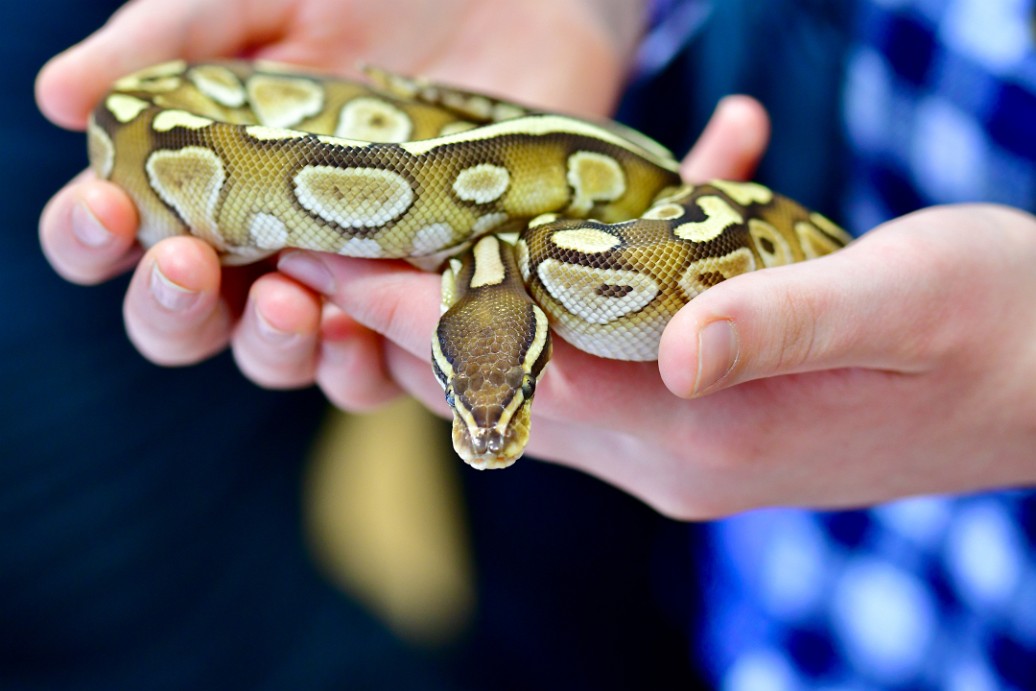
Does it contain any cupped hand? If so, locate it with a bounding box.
[282,95,1036,518]
[36,0,645,395]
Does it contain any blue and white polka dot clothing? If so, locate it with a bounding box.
[698,0,1036,688]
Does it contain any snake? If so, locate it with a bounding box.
[88,60,852,469]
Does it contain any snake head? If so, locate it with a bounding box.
[432,234,552,469]
[441,370,541,469]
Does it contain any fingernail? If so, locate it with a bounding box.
[255,307,303,348]
[71,200,112,248]
[695,319,738,395]
[149,263,199,312]
[278,251,336,295]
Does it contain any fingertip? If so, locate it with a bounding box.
[659,306,738,399]
[680,94,771,183]
[40,175,141,285]
[149,236,222,296]
[316,308,403,411]
[233,274,322,389]
[36,49,107,130]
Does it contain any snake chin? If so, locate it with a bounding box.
[451,417,526,470]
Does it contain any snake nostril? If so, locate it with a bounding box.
[487,430,505,454]
[470,430,489,456]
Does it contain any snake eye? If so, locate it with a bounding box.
[444,386,456,409]
[520,375,536,400]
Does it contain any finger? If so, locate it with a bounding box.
[317,304,406,411]
[232,273,321,389]
[39,173,141,284]
[657,227,944,398]
[123,236,232,365]
[278,251,440,361]
[680,95,770,183]
[36,0,292,129]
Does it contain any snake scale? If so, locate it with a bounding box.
[88,60,852,469]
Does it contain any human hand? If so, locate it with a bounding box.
[280,96,1036,517]
[36,0,645,393]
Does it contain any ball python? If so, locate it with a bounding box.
[88,60,852,469]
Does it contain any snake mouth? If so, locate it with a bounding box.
[451,419,524,470]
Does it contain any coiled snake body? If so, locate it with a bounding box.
[89,60,851,469]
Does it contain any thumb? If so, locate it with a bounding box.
[657,231,944,398]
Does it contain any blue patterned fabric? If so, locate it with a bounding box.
[698,1,1036,689]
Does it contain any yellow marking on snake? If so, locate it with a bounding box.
[245,125,309,141]
[749,219,794,267]
[551,228,622,253]
[471,212,509,235]
[335,97,413,142]
[114,60,186,91]
[293,166,414,228]
[87,118,114,179]
[249,213,290,249]
[453,164,511,204]
[145,147,226,248]
[106,94,150,123]
[152,110,214,131]
[188,65,246,108]
[469,236,507,288]
[642,202,685,220]
[412,223,456,255]
[679,248,757,299]
[673,195,744,242]
[566,151,626,215]
[710,179,774,206]
[537,259,658,324]
[339,237,386,257]
[247,74,324,128]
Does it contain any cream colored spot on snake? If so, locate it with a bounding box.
[87,117,114,180]
[810,212,853,245]
[293,166,414,228]
[537,259,658,325]
[339,237,386,258]
[145,147,226,248]
[453,164,511,205]
[673,195,743,243]
[335,97,413,142]
[114,60,186,90]
[443,91,493,121]
[515,239,531,281]
[152,110,214,132]
[551,228,622,254]
[528,213,559,228]
[492,102,526,122]
[749,218,794,267]
[470,236,507,288]
[642,203,685,221]
[566,151,627,215]
[472,212,509,236]
[188,64,246,108]
[709,179,774,206]
[412,223,455,255]
[105,94,150,123]
[249,213,290,250]
[247,74,324,128]
[245,125,309,141]
[796,218,848,259]
[678,248,756,299]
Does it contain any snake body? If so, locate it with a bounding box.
[89,60,851,468]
